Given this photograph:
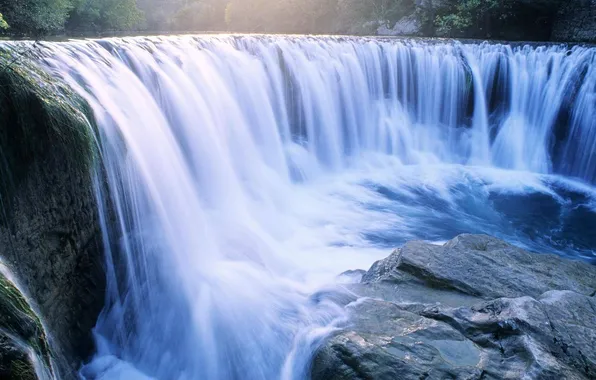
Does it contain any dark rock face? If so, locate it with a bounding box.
[0,51,105,378]
[0,149,105,377]
[312,235,596,380]
[552,0,596,43]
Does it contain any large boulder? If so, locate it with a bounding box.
[312,235,596,380]
[362,234,596,299]
[0,46,105,378]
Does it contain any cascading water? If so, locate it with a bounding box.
[9,35,596,379]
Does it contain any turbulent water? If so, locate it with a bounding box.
[10,35,596,379]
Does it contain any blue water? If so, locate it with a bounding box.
[360,168,596,263]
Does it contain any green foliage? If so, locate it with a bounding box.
[0,13,8,29]
[435,13,472,34]
[68,0,144,31]
[67,0,100,30]
[0,0,74,35]
[0,0,144,35]
[96,0,144,30]
[67,0,143,31]
[435,0,510,37]
[0,46,97,208]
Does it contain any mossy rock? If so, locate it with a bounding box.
[0,271,53,379]
[0,43,97,215]
[0,42,105,378]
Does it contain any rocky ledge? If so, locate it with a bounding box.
[0,268,53,379]
[0,48,105,378]
[312,234,596,380]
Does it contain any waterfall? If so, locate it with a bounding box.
[6,35,596,379]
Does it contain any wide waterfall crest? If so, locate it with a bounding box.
[9,35,595,379]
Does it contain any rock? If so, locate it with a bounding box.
[313,234,596,380]
[0,271,53,380]
[337,270,366,284]
[362,234,596,299]
[0,50,105,378]
[0,335,38,380]
[419,291,596,379]
[377,14,421,36]
[312,298,485,380]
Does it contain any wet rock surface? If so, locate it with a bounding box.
[0,271,53,380]
[0,150,105,378]
[0,52,105,378]
[312,234,596,380]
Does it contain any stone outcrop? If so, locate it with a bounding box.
[312,234,596,380]
[0,269,53,379]
[362,234,595,299]
[377,14,422,37]
[552,0,596,43]
[0,48,105,378]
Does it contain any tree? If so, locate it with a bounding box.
[0,0,74,35]
[433,0,556,40]
[435,0,501,36]
[98,0,144,30]
[67,0,144,32]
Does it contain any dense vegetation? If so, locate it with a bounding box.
[0,0,566,40]
[0,0,142,35]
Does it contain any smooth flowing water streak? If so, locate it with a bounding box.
[5,35,596,379]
